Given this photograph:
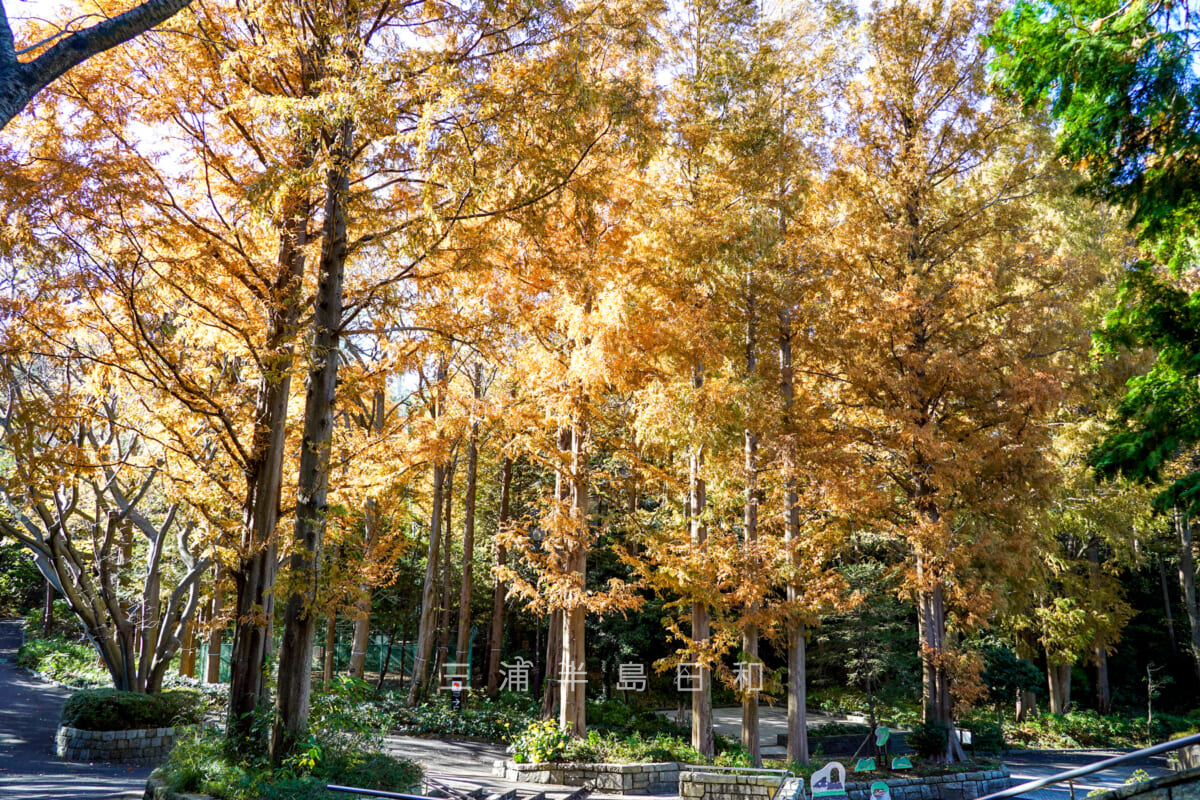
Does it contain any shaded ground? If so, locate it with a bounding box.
[1003,749,1173,800]
[0,618,151,800]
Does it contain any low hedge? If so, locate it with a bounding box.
[61,688,206,731]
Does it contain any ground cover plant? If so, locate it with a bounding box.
[61,688,206,730]
[385,691,541,742]
[1008,710,1200,749]
[16,609,109,688]
[159,677,418,800]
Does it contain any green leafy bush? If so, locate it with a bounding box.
[562,729,702,764]
[385,691,539,742]
[586,699,688,738]
[810,722,872,737]
[908,721,950,759]
[61,688,205,730]
[158,728,422,800]
[1008,711,1197,749]
[15,634,109,688]
[0,545,42,615]
[512,720,571,764]
[962,721,1004,753]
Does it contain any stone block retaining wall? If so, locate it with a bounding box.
[496,760,680,794]
[680,771,785,800]
[57,724,188,764]
[499,761,1009,800]
[1087,766,1200,800]
[835,769,1011,800]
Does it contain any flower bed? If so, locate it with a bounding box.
[56,724,191,764]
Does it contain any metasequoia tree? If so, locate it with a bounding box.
[0,353,209,692]
[821,0,1083,762]
[1,0,195,128]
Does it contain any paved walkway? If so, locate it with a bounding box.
[0,619,151,800]
[1002,749,1173,800]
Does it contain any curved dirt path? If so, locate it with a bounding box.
[0,618,151,799]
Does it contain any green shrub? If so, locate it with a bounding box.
[586,699,688,738]
[810,722,871,737]
[15,634,109,688]
[561,729,702,764]
[908,721,950,759]
[963,721,1004,753]
[61,688,205,730]
[158,728,422,800]
[0,545,42,615]
[385,691,539,742]
[512,720,571,764]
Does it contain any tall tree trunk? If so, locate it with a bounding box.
[179,619,197,678]
[455,366,482,677]
[227,193,309,744]
[1047,661,1071,713]
[559,425,588,737]
[916,556,965,763]
[486,456,513,695]
[206,564,225,684]
[1093,646,1110,714]
[323,612,337,684]
[349,389,386,680]
[542,608,562,718]
[1160,554,1178,652]
[689,365,714,757]
[407,358,449,705]
[271,121,351,763]
[408,461,444,704]
[741,290,760,766]
[1175,509,1200,682]
[779,313,809,764]
[41,578,53,637]
[435,461,455,687]
[1087,543,1111,713]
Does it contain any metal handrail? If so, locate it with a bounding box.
[326,787,443,799]
[978,731,1200,800]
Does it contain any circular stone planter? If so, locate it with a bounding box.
[56,724,192,764]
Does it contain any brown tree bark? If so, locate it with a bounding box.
[741,291,760,766]
[323,612,337,684]
[271,120,351,763]
[559,425,588,737]
[1047,661,1071,713]
[206,565,225,684]
[407,357,449,705]
[688,365,714,757]
[179,619,197,679]
[1160,554,1178,652]
[435,461,455,687]
[779,312,809,765]
[408,459,445,704]
[0,0,194,129]
[228,193,310,744]
[486,456,513,695]
[542,608,563,718]
[455,366,483,676]
[1175,509,1200,682]
[349,389,386,680]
